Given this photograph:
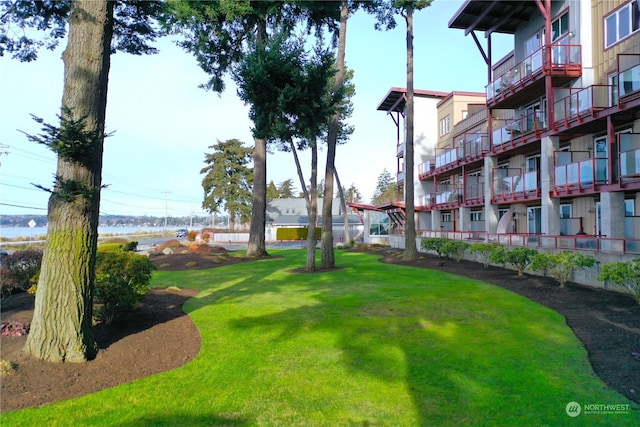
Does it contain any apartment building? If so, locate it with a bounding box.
[361,0,640,263]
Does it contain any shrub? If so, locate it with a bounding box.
[159,263,171,269]
[490,246,538,276]
[185,261,197,267]
[0,249,43,297]
[94,251,156,324]
[187,230,198,242]
[530,251,599,287]
[469,243,501,268]
[440,240,470,263]
[598,258,640,304]
[420,238,449,258]
[97,243,125,253]
[0,360,15,376]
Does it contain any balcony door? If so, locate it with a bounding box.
[527,206,542,234]
[594,135,608,183]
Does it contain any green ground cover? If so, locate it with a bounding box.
[2,250,638,426]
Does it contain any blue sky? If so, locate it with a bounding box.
[0,0,512,219]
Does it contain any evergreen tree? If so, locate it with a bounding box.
[2,0,162,362]
[200,139,253,232]
[277,179,296,199]
[267,180,279,199]
[371,168,398,205]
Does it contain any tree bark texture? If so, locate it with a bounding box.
[24,0,113,362]
[246,137,268,257]
[403,9,418,261]
[321,0,348,269]
[306,145,318,272]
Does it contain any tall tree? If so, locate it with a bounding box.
[164,1,341,258]
[371,168,398,205]
[372,0,432,260]
[277,179,297,199]
[321,0,349,269]
[345,183,362,203]
[2,0,161,362]
[201,139,253,232]
[267,180,279,199]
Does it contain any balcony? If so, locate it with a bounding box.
[553,85,612,132]
[418,160,435,180]
[397,171,405,184]
[464,178,484,206]
[434,185,463,209]
[553,151,607,196]
[491,111,546,154]
[416,194,434,211]
[397,142,405,157]
[486,44,582,109]
[619,54,640,102]
[460,132,489,165]
[492,169,540,203]
[619,133,640,186]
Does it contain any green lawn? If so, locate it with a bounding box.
[2,250,638,426]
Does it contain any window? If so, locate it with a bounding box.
[605,0,640,48]
[369,212,389,236]
[470,211,483,222]
[551,11,569,42]
[439,115,451,136]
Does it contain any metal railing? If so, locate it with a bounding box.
[486,44,581,103]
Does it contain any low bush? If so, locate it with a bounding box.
[0,249,43,298]
[187,230,198,242]
[489,246,538,276]
[94,250,156,324]
[530,251,599,287]
[440,240,470,263]
[185,261,197,267]
[598,258,640,304]
[469,242,501,268]
[420,238,449,258]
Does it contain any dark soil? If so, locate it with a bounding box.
[1,247,638,413]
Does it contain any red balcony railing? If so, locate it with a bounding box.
[433,146,463,173]
[553,85,612,127]
[460,132,489,163]
[434,185,463,208]
[464,180,484,206]
[553,150,608,194]
[492,169,540,203]
[619,132,640,182]
[486,44,582,106]
[491,110,546,154]
[418,160,435,180]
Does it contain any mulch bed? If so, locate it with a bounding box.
[1,246,638,413]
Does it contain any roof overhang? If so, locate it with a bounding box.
[448,0,540,36]
[377,87,449,113]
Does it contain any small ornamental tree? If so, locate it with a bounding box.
[598,258,640,304]
[469,242,501,268]
[530,251,599,288]
[441,240,469,263]
[0,249,43,297]
[490,246,538,276]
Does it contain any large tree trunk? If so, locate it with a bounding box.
[24,0,113,362]
[321,0,348,269]
[403,8,417,261]
[288,139,317,272]
[246,136,268,257]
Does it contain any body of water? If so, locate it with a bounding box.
[0,226,175,240]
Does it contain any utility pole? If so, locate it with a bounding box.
[162,190,170,233]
